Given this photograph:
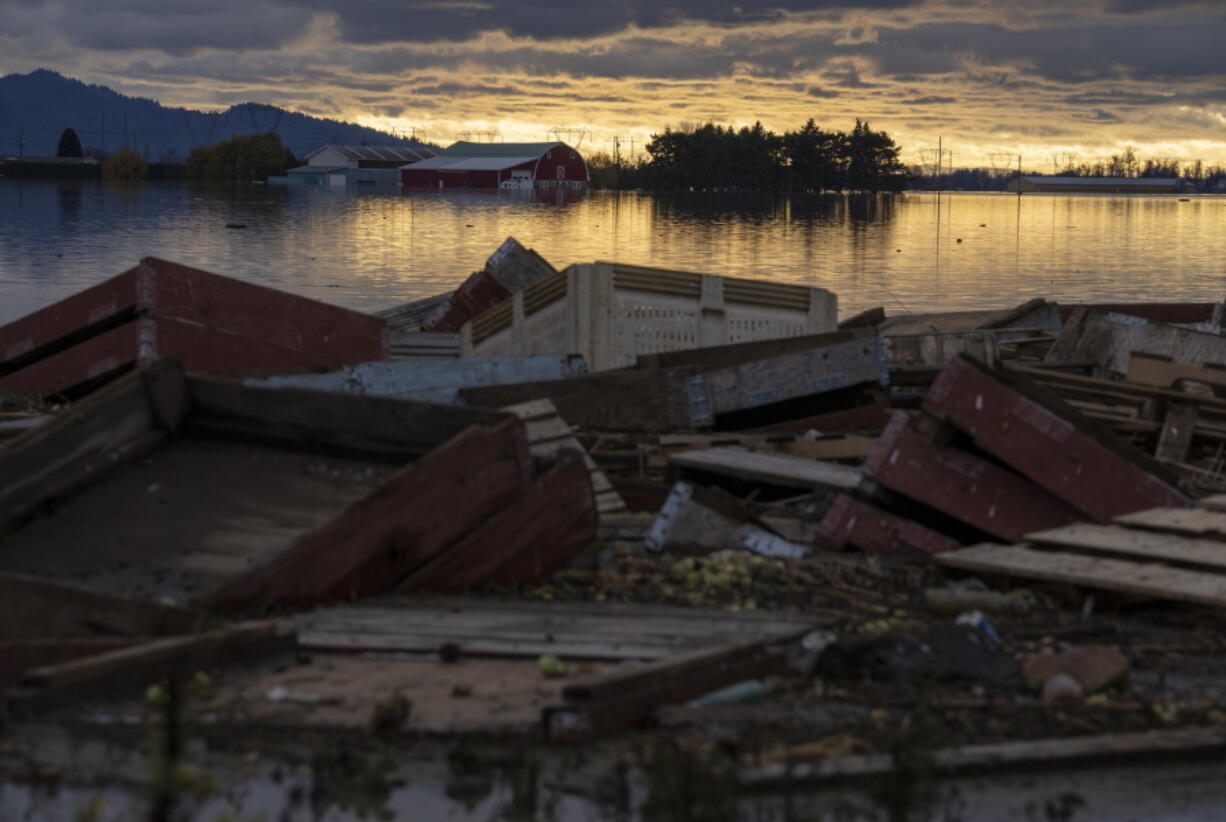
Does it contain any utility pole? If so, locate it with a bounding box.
[18,133,23,157]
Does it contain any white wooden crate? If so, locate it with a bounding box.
[460,262,837,372]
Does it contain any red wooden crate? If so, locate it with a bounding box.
[863,411,1084,541]
[818,493,961,555]
[1,257,388,395]
[923,356,1189,520]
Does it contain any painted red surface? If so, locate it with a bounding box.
[423,270,513,332]
[863,411,1084,541]
[757,391,891,435]
[401,144,589,189]
[209,418,535,611]
[401,450,597,592]
[818,493,962,555]
[922,356,1190,519]
[0,257,388,396]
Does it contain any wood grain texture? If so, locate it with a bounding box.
[936,543,1226,608]
[670,447,862,491]
[1027,522,1226,571]
[1115,507,1226,541]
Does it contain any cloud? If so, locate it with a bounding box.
[900,95,955,104]
[807,85,840,98]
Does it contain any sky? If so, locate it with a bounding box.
[3,0,1225,168]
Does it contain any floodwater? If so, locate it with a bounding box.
[2,180,1225,326]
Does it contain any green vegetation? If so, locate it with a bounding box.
[102,147,148,182]
[185,132,296,182]
[589,118,908,193]
[56,127,84,158]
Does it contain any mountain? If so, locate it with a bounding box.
[0,69,434,162]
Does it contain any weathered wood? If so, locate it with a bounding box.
[1198,494,1226,513]
[0,572,205,640]
[398,449,597,592]
[1,257,387,396]
[817,493,962,554]
[1156,402,1198,463]
[669,447,861,492]
[775,434,878,462]
[757,391,891,435]
[188,376,509,459]
[505,398,625,514]
[634,329,868,371]
[863,412,1083,541]
[547,633,805,738]
[0,638,141,690]
[1047,309,1226,375]
[1027,522,1226,572]
[0,365,165,535]
[1114,507,1226,541]
[838,306,885,330]
[11,621,294,712]
[461,367,702,433]
[924,355,1189,521]
[1128,351,1226,393]
[295,598,820,660]
[644,482,809,558]
[207,418,533,611]
[936,543,1226,608]
[246,355,589,406]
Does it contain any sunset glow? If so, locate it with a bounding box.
[2,1,1225,167]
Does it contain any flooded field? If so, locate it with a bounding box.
[3,181,1225,326]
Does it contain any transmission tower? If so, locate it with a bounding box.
[548,127,591,148]
[456,130,501,143]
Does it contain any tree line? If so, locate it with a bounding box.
[588,119,908,193]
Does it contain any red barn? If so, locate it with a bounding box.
[401,141,589,190]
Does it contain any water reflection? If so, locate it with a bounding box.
[1,180,1224,326]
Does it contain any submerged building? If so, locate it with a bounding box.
[275,145,435,186]
[1006,176,1184,194]
[401,142,589,190]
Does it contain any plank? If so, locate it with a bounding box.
[546,633,805,738]
[925,356,1190,520]
[935,544,1226,608]
[460,367,702,433]
[0,571,204,641]
[669,447,861,492]
[397,449,598,592]
[0,638,141,690]
[1114,507,1226,541]
[207,418,534,611]
[863,412,1083,541]
[1198,495,1226,513]
[1013,365,1226,413]
[246,355,589,406]
[187,376,509,459]
[505,398,625,514]
[817,493,961,554]
[634,329,867,371]
[1156,402,1198,463]
[1128,351,1226,393]
[644,482,809,559]
[1027,523,1226,572]
[0,364,168,535]
[11,621,294,712]
[776,434,878,462]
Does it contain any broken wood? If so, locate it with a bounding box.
[644,481,809,559]
[669,448,861,494]
[924,355,1189,520]
[862,412,1083,541]
[817,493,962,555]
[1027,522,1226,573]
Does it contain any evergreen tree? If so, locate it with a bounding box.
[56,128,84,158]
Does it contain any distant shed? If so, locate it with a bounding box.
[274,145,436,186]
[401,141,588,190]
[1006,176,1183,194]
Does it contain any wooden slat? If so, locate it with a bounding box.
[1027,523,1226,572]
[1156,402,1198,463]
[670,447,861,491]
[1114,507,1226,541]
[936,543,1226,608]
[188,376,509,459]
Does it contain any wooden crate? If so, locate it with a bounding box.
[0,361,597,613]
[0,257,389,397]
[460,262,837,371]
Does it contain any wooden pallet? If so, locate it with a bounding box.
[505,399,625,514]
[935,501,1226,608]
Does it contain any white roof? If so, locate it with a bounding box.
[402,155,538,172]
[307,145,434,163]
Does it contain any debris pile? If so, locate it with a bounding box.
[4,239,1226,812]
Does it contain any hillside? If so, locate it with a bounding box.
[0,69,433,161]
